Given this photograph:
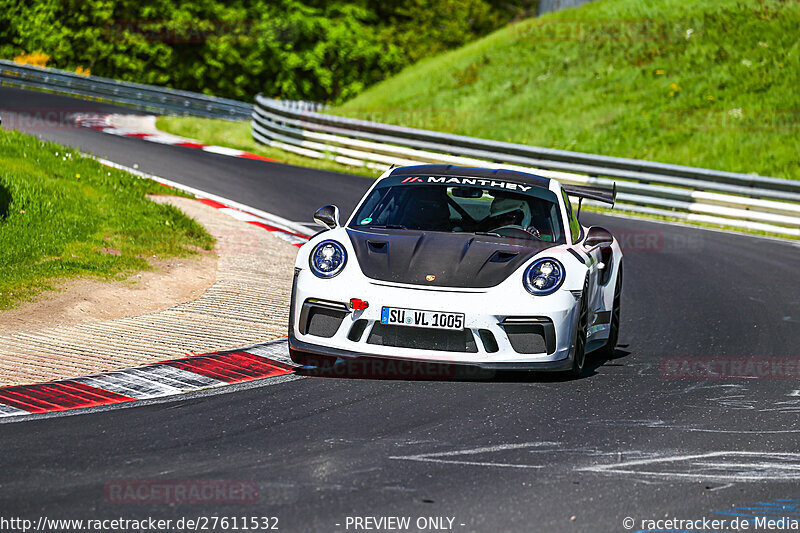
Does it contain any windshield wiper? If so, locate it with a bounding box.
[361,224,407,229]
[473,231,502,238]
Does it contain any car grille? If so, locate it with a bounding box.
[367,324,478,353]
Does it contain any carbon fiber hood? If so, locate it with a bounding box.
[346,229,559,288]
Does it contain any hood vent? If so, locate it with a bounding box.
[367,241,388,253]
[489,250,518,263]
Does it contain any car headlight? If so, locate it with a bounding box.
[523,257,565,295]
[310,240,347,278]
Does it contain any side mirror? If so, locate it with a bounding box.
[584,226,613,248]
[313,205,340,229]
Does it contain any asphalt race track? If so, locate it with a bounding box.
[0,86,370,222]
[2,87,799,532]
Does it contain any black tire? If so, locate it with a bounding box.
[596,262,622,360]
[567,276,590,379]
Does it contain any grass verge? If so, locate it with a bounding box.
[334,0,800,180]
[0,129,214,311]
[156,116,380,179]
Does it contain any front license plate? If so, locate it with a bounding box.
[380,307,465,331]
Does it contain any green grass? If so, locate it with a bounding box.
[156,116,381,179]
[0,129,214,311]
[334,0,800,179]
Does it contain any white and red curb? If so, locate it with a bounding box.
[72,113,277,163]
[196,198,311,247]
[97,158,314,247]
[0,339,297,418]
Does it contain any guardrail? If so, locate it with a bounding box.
[0,60,253,119]
[252,95,800,237]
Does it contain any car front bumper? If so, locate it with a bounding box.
[289,335,574,371]
[289,268,581,372]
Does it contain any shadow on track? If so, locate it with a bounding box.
[294,346,632,383]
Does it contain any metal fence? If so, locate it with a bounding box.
[0,60,253,119]
[252,95,800,237]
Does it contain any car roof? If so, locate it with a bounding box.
[388,165,551,189]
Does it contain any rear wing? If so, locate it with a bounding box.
[562,183,616,207]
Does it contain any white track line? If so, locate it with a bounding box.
[95,157,313,238]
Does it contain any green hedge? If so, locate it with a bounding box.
[0,0,537,103]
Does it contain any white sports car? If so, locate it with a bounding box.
[288,165,622,377]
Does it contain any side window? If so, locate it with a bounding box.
[562,190,581,243]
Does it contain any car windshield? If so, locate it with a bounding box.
[349,180,566,243]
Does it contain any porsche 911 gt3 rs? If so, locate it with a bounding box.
[288,165,622,378]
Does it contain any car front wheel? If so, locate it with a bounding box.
[567,276,590,379]
[596,262,622,360]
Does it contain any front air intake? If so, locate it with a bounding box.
[299,299,349,338]
[500,317,556,354]
[367,324,478,353]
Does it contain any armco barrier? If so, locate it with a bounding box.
[0,60,253,119]
[252,95,800,237]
